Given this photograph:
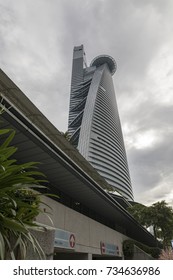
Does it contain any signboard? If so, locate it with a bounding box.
[54,229,76,250]
[100,241,119,256]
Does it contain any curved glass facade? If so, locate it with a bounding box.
[68,45,133,201]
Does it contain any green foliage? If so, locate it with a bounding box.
[128,203,150,227]
[123,240,134,259]
[0,126,48,259]
[149,201,173,247]
[123,240,161,259]
[128,201,173,248]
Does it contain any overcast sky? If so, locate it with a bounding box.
[0,0,173,206]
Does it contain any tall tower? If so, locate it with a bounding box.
[68,45,133,201]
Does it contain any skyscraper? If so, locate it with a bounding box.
[68,45,133,201]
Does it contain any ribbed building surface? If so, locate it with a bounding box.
[68,45,133,201]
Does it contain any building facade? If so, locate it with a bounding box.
[0,69,159,260]
[68,45,133,201]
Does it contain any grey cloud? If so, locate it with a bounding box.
[126,101,173,132]
[128,133,173,201]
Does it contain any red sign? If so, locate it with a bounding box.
[100,242,105,254]
[69,234,75,248]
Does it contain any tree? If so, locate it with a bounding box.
[127,203,150,226]
[128,201,173,248]
[149,201,173,247]
[0,125,47,259]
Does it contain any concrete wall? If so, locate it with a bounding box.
[132,245,154,260]
[37,196,129,259]
[26,228,55,260]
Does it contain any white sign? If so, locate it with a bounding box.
[54,229,76,250]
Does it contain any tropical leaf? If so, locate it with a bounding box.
[0,146,17,161]
[0,117,52,259]
[1,216,27,233]
[0,129,11,135]
[0,231,5,260]
[0,130,15,148]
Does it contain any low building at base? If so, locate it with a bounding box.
[0,69,160,259]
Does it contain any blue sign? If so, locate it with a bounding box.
[100,241,119,256]
[54,229,76,250]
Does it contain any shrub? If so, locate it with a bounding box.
[0,125,47,259]
[123,240,161,259]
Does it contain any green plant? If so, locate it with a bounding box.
[128,201,173,248]
[123,240,161,260]
[0,126,48,259]
[123,240,134,259]
[61,131,71,141]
